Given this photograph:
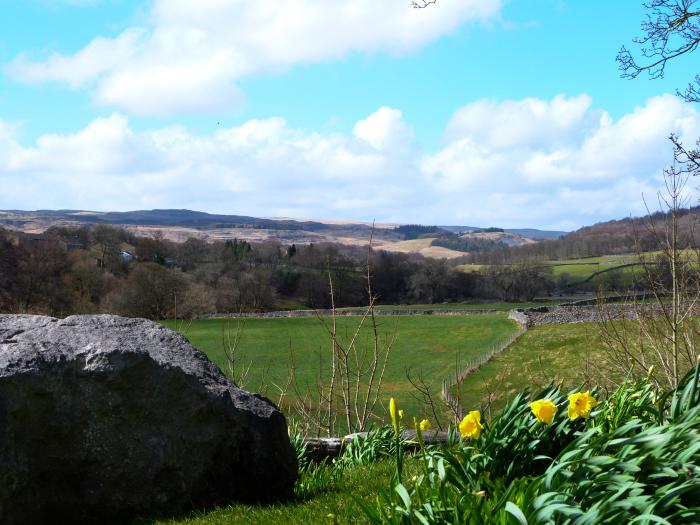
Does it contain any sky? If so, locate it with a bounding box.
[1,0,699,230]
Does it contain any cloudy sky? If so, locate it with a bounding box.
[1,0,699,230]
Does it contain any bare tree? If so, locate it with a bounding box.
[406,367,447,430]
[596,136,700,389]
[90,224,122,269]
[288,230,396,436]
[618,0,700,102]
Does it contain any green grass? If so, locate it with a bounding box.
[457,252,657,285]
[455,264,487,273]
[547,261,644,281]
[549,263,611,280]
[149,460,410,525]
[543,254,649,281]
[545,254,644,265]
[163,314,519,421]
[456,322,602,413]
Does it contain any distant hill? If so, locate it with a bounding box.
[0,209,339,231]
[466,206,700,263]
[0,209,565,259]
[505,228,568,240]
[438,225,567,240]
[570,206,700,238]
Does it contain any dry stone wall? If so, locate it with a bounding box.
[515,303,690,326]
[202,308,500,319]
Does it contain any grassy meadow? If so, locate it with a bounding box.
[163,314,519,422]
[457,254,648,287]
[158,309,700,525]
[456,322,601,414]
[545,254,648,282]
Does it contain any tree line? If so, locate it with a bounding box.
[0,225,556,319]
[464,206,700,265]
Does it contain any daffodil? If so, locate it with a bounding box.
[568,391,597,420]
[419,419,431,431]
[459,410,483,439]
[530,399,557,424]
[389,398,404,481]
[389,398,400,433]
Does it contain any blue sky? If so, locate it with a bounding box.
[1,0,698,229]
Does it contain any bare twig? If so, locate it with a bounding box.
[412,0,437,8]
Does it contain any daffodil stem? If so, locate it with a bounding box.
[394,428,403,483]
[414,418,430,478]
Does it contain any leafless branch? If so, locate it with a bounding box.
[618,1,700,102]
[412,0,437,8]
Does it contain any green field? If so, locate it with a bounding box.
[163,314,519,423]
[545,255,647,282]
[456,322,603,414]
[546,254,644,265]
[455,264,487,273]
[458,253,657,286]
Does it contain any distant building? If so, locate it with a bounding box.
[120,251,135,262]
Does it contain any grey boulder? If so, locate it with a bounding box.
[0,314,297,524]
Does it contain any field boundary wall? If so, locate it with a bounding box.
[201,308,501,319]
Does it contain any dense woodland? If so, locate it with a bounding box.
[3,205,695,319]
[0,225,556,319]
[432,236,506,253]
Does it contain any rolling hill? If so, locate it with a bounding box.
[0,209,566,258]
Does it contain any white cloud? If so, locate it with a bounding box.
[423,94,700,228]
[0,107,426,218]
[6,0,503,116]
[444,94,599,149]
[353,106,414,151]
[9,29,146,89]
[1,95,699,230]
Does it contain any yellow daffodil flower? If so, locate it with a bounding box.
[530,399,557,424]
[459,410,483,439]
[419,419,431,431]
[389,398,400,433]
[568,391,597,420]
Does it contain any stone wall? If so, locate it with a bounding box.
[507,309,529,326]
[202,308,500,319]
[515,303,685,326]
[303,430,450,463]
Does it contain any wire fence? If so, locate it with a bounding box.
[441,321,528,418]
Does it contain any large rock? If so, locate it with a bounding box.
[0,315,297,524]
